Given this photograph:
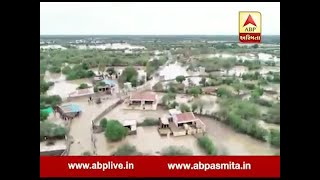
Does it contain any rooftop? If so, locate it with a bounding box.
[102,79,116,86]
[69,88,94,97]
[169,109,182,116]
[175,112,197,123]
[122,120,137,126]
[59,104,82,113]
[130,92,157,101]
[160,117,169,125]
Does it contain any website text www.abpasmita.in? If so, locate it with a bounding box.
[167,161,251,171]
[67,161,251,172]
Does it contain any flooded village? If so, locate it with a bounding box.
[40,36,280,156]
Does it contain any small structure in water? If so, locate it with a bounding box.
[96,79,116,94]
[55,104,82,120]
[158,116,172,136]
[68,88,94,99]
[122,120,137,135]
[164,111,206,137]
[126,91,158,110]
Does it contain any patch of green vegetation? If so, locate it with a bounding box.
[40,95,62,108]
[40,121,66,142]
[118,66,139,87]
[137,118,159,126]
[161,146,193,156]
[197,136,218,155]
[186,86,202,97]
[180,103,191,112]
[104,120,128,142]
[78,83,90,89]
[269,129,280,147]
[112,144,142,156]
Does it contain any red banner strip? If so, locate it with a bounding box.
[40,156,280,178]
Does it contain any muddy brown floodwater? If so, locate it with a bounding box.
[44,71,92,100]
[68,97,121,155]
[94,103,279,156]
[95,126,205,155]
[198,115,279,155]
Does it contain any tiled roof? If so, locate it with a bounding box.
[130,92,156,101]
[175,112,196,122]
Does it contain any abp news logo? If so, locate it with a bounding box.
[239,11,261,43]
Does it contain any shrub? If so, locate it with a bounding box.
[254,98,273,107]
[191,103,198,112]
[160,146,193,156]
[78,83,89,89]
[49,65,61,73]
[153,82,164,92]
[244,83,256,90]
[217,87,233,98]
[137,118,159,126]
[197,136,218,155]
[82,151,92,156]
[186,86,202,97]
[168,101,179,109]
[105,120,128,142]
[175,75,186,83]
[269,129,280,147]
[113,144,140,156]
[62,66,72,74]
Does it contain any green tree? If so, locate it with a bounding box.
[105,120,128,142]
[82,63,89,70]
[161,146,193,156]
[119,67,138,87]
[175,75,186,83]
[180,103,191,112]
